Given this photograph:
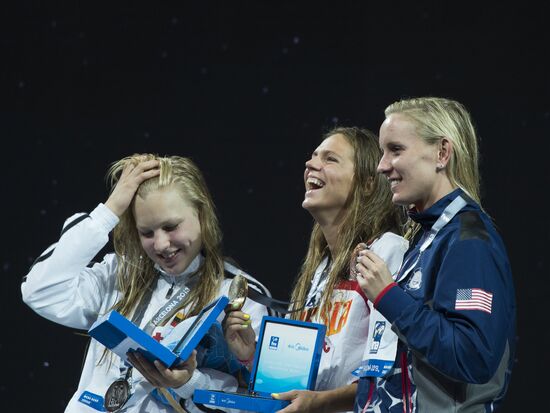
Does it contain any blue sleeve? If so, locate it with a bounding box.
[376,237,514,384]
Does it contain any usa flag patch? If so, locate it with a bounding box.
[455,288,493,314]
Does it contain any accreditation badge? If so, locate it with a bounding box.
[352,303,397,378]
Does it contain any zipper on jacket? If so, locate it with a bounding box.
[165,279,176,299]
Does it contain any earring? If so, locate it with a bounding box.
[436,163,443,171]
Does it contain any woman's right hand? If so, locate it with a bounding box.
[105,159,160,217]
[350,243,368,279]
[223,308,256,363]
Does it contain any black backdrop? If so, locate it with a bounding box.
[2,2,548,411]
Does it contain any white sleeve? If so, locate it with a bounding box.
[370,232,409,277]
[21,203,120,330]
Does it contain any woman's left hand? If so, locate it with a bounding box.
[355,249,394,302]
[127,350,197,388]
[222,308,256,363]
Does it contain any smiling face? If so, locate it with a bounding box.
[302,133,355,221]
[134,185,202,275]
[377,113,453,212]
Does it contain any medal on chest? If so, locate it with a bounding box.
[104,378,130,412]
[104,365,133,412]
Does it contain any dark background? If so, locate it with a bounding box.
[2,1,548,411]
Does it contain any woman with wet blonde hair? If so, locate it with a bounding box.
[22,153,270,413]
[109,154,225,320]
[354,97,516,412]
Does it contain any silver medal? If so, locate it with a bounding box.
[104,378,130,412]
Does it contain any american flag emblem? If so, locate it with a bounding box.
[455,288,493,314]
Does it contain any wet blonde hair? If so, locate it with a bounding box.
[385,97,481,205]
[107,154,224,319]
[385,97,482,240]
[290,127,403,320]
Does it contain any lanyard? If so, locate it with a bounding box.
[397,195,467,283]
[130,256,202,334]
[305,256,331,308]
[142,275,198,334]
[117,269,199,370]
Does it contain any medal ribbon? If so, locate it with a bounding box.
[224,262,311,314]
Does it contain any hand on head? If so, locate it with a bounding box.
[127,349,197,389]
[105,159,160,217]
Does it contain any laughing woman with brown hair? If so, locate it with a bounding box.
[225,127,409,413]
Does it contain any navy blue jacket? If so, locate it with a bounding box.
[355,189,516,413]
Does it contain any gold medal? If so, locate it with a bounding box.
[227,274,248,311]
[104,379,130,412]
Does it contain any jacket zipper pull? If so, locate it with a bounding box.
[165,281,175,299]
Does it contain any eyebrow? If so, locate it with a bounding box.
[381,139,404,148]
[136,218,182,231]
[313,149,341,158]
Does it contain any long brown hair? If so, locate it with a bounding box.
[290,127,403,320]
[107,154,224,319]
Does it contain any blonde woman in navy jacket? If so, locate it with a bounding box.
[353,97,516,413]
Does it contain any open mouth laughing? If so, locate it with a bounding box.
[306,176,325,192]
